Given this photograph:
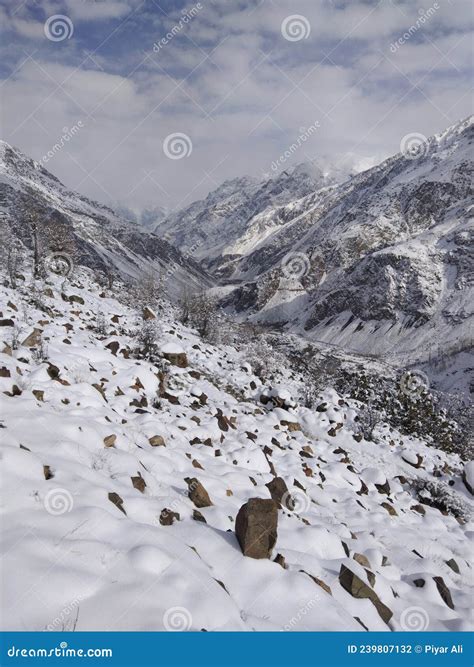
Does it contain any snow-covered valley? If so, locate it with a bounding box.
[0,269,472,632]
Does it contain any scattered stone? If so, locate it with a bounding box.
[192,510,206,523]
[108,492,126,515]
[185,477,213,508]
[381,502,398,516]
[103,434,116,448]
[43,465,53,480]
[0,319,14,327]
[32,390,44,402]
[159,508,180,525]
[353,553,371,569]
[106,341,120,356]
[375,480,391,495]
[22,328,43,348]
[327,427,337,437]
[266,477,291,509]
[413,578,425,588]
[149,435,166,447]
[316,403,327,412]
[339,564,392,624]
[192,459,204,470]
[446,558,460,574]
[352,433,363,442]
[143,307,156,320]
[235,498,278,559]
[46,363,60,379]
[303,571,332,595]
[131,474,146,493]
[433,576,454,609]
[0,367,11,378]
[274,553,287,569]
[402,452,423,468]
[411,504,425,515]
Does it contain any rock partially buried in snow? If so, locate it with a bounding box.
[103,434,117,448]
[185,477,213,508]
[143,306,156,320]
[235,498,278,559]
[266,477,292,509]
[401,450,423,468]
[161,342,188,368]
[149,435,166,447]
[339,564,392,625]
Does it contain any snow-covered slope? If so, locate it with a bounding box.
[0,269,472,632]
[0,141,211,296]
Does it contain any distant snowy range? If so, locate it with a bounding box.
[0,116,472,633]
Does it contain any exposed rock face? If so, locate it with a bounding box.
[185,477,213,508]
[235,498,278,559]
[339,564,393,624]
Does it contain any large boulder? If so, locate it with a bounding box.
[235,498,278,559]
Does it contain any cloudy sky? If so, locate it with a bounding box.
[1,0,472,214]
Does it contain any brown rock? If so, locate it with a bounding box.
[266,477,292,509]
[43,465,53,480]
[149,435,166,447]
[131,474,146,493]
[0,319,14,327]
[163,351,188,368]
[327,427,337,437]
[46,364,60,380]
[143,306,156,320]
[108,492,126,515]
[106,341,120,356]
[32,390,44,402]
[381,502,398,516]
[159,508,180,525]
[192,509,207,523]
[104,434,116,448]
[339,564,392,624]
[433,576,454,609]
[22,328,43,348]
[353,553,371,569]
[185,477,213,508]
[274,553,287,569]
[235,498,278,559]
[0,367,11,378]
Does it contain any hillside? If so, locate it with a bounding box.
[0,268,472,632]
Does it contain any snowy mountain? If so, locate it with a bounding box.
[153,160,349,277]
[0,141,211,296]
[0,267,472,632]
[157,118,474,389]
